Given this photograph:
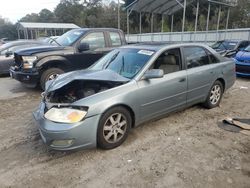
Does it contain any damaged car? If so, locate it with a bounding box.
[33,43,235,150]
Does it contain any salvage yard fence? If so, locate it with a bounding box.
[126,28,250,45]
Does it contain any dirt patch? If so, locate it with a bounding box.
[0,77,249,188]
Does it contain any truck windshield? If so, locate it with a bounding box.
[90,48,155,79]
[55,30,85,46]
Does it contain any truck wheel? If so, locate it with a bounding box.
[40,68,64,90]
[97,107,131,149]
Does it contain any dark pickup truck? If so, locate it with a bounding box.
[10,28,127,89]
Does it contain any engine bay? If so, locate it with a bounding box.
[45,80,124,103]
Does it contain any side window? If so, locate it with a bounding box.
[110,32,122,46]
[205,49,219,64]
[152,48,181,74]
[183,47,210,69]
[80,32,105,50]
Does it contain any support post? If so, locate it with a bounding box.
[226,8,230,30]
[139,12,142,34]
[31,30,33,39]
[118,0,120,29]
[181,0,187,41]
[17,29,20,39]
[171,14,174,32]
[151,13,154,33]
[194,0,199,41]
[25,29,28,39]
[205,2,211,44]
[225,7,230,40]
[127,9,129,36]
[216,5,221,41]
[161,14,164,32]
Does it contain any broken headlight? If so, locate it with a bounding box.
[22,56,37,69]
[44,107,87,123]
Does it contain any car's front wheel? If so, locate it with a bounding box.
[203,80,224,109]
[97,107,131,149]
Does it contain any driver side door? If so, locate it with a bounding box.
[68,32,110,70]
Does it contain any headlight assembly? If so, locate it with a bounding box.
[44,107,87,123]
[22,56,37,69]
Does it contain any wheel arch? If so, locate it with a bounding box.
[36,56,71,72]
[216,78,225,92]
[100,103,136,128]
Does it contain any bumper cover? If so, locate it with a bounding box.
[9,66,40,86]
[235,61,250,77]
[33,103,101,151]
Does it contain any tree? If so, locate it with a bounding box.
[0,16,17,40]
[54,0,86,26]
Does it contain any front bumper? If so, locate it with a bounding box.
[9,66,40,86]
[235,60,250,77]
[33,103,101,151]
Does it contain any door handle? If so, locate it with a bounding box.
[179,78,186,82]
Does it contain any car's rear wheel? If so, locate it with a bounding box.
[203,80,224,109]
[97,107,131,149]
[40,68,64,90]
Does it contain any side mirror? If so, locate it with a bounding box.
[78,42,90,52]
[5,51,13,57]
[142,69,164,80]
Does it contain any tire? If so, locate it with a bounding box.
[203,80,224,109]
[97,106,132,149]
[40,68,64,90]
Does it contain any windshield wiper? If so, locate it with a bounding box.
[50,38,61,46]
[103,52,120,69]
[119,56,125,74]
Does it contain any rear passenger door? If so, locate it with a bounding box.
[183,46,218,105]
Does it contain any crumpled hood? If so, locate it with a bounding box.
[235,51,250,60]
[15,45,66,56]
[46,69,130,93]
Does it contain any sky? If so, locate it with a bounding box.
[0,0,61,23]
[0,0,124,23]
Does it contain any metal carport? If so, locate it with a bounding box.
[16,22,80,39]
[125,0,238,41]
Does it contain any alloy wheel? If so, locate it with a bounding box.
[103,113,127,143]
[209,84,221,105]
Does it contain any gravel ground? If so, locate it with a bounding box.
[0,77,249,188]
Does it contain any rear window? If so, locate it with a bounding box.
[110,32,122,46]
[183,47,210,68]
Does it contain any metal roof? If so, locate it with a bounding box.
[18,22,80,29]
[126,0,195,15]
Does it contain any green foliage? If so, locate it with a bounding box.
[0,17,17,40]
[0,0,249,40]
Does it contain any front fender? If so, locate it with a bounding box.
[35,56,71,69]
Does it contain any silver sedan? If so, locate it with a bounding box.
[33,43,236,150]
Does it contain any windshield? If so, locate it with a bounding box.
[90,48,155,79]
[212,41,237,50]
[54,30,85,46]
[244,45,250,52]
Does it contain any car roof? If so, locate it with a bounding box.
[120,42,211,52]
[72,28,123,33]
